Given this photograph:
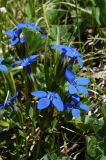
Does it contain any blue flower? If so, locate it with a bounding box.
[6,28,23,45]
[31,91,64,111]
[65,94,90,117]
[6,23,46,45]
[12,55,39,67]
[0,58,8,72]
[0,92,19,110]
[16,23,42,32]
[51,44,83,67]
[65,68,90,95]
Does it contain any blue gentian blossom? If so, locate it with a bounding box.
[51,44,83,67]
[65,68,90,95]
[6,27,23,45]
[65,94,90,117]
[12,55,39,67]
[12,55,39,74]
[6,23,46,45]
[31,91,64,111]
[0,58,8,72]
[0,92,19,110]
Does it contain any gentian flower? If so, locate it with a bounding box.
[31,91,64,111]
[65,68,90,95]
[51,44,83,67]
[6,28,23,45]
[65,94,90,117]
[6,23,46,45]
[12,55,39,74]
[12,55,39,67]
[0,58,8,72]
[0,92,19,110]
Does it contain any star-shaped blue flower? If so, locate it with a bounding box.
[0,58,8,72]
[12,55,39,67]
[51,44,83,67]
[6,28,23,45]
[65,94,90,117]
[6,23,46,45]
[65,68,90,95]
[0,92,19,110]
[31,91,64,111]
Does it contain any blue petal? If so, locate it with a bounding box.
[11,37,19,45]
[5,29,14,37]
[9,92,19,102]
[54,93,61,100]
[64,103,73,110]
[72,108,80,117]
[77,85,88,95]
[0,58,4,63]
[52,97,64,111]
[51,45,68,53]
[76,77,90,85]
[21,59,29,67]
[80,104,90,112]
[72,94,80,103]
[66,47,76,58]
[28,55,39,63]
[65,68,75,83]
[37,98,50,110]
[17,23,42,32]
[77,56,83,67]
[51,45,63,51]
[14,28,22,35]
[0,104,5,110]
[11,60,22,66]
[31,91,47,98]
[68,84,77,94]
[0,64,8,72]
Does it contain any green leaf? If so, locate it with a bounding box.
[86,136,97,158]
[23,28,45,54]
[0,120,10,127]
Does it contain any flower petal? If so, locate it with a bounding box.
[72,108,80,117]
[9,92,19,102]
[68,84,77,94]
[0,104,5,110]
[5,29,14,37]
[11,60,22,66]
[65,68,75,83]
[37,98,50,110]
[31,91,47,98]
[76,77,90,85]
[77,85,88,95]
[0,64,8,72]
[17,23,42,32]
[0,58,4,63]
[77,56,83,67]
[11,37,19,45]
[72,94,80,103]
[52,98,64,111]
[28,55,40,63]
[80,104,90,112]
[64,103,73,110]
[21,59,29,67]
